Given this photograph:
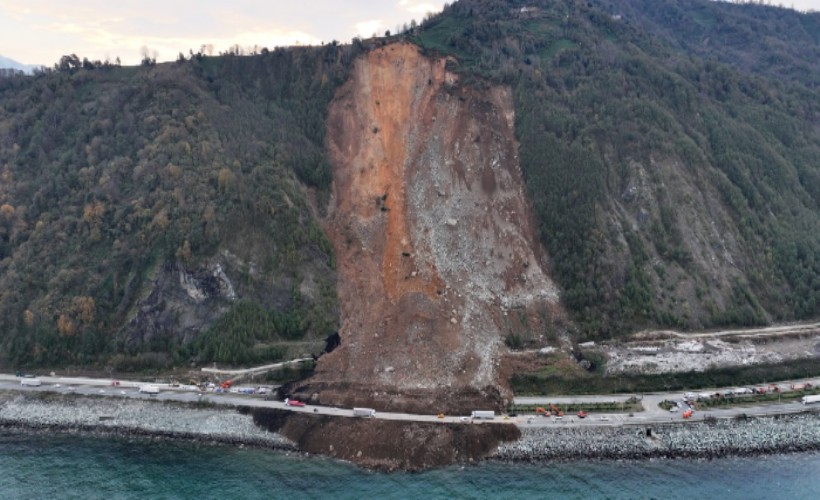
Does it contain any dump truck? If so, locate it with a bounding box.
[470,410,495,420]
[353,407,376,418]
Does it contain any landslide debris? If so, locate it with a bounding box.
[294,42,562,413]
[246,408,521,472]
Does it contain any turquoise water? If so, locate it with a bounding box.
[1,433,818,499]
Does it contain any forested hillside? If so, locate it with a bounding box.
[0,44,363,368]
[414,0,819,337]
[0,0,818,370]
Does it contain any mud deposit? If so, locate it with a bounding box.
[244,408,521,471]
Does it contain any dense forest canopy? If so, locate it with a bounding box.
[0,44,363,368]
[412,0,819,337]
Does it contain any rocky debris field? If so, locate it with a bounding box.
[602,332,820,375]
[0,392,294,449]
[496,412,820,461]
[305,41,562,413]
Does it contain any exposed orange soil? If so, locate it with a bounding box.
[294,42,562,413]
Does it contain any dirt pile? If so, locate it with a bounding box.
[293,42,561,413]
[245,408,520,471]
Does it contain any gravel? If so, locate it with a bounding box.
[497,411,820,461]
[0,392,295,449]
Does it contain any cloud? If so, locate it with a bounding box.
[0,0,449,65]
[354,19,385,38]
[398,0,442,15]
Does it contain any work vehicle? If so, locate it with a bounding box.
[138,385,160,395]
[791,383,813,391]
[285,398,305,407]
[470,410,495,420]
[801,395,820,405]
[353,407,377,418]
[535,407,551,417]
[20,377,42,387]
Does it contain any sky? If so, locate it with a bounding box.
[1,0,819,67]
[0,0,448,66]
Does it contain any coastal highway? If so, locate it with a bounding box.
[1,373,818,428]
[199,358,313,377]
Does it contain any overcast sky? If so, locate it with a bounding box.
[0,0,448,66]
[1,0,818,67]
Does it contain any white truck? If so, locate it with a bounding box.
[353,407,376,418]
[470,410,496,420]
[801,395,820,405]
[20,377,42,387]
[138,384,160,395]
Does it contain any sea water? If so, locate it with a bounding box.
[1,433,818,499]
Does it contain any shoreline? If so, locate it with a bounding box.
[496,411,820,462]
[0,391,296,452]
[2,391,820,468]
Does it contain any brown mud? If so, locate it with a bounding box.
[244,408,521,472]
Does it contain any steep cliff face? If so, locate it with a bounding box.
[296,43,561,412]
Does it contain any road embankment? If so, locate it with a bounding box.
[0,391,295,450]
[497,411,820,461]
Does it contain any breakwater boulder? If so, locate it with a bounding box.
[497,412,820,461]
[0,392,294,449]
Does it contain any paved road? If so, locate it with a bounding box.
[515,395,634,405]
[0,374,486,425]
[200,358,313,377]
[641,321,820,339]
[2,373,818,428]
